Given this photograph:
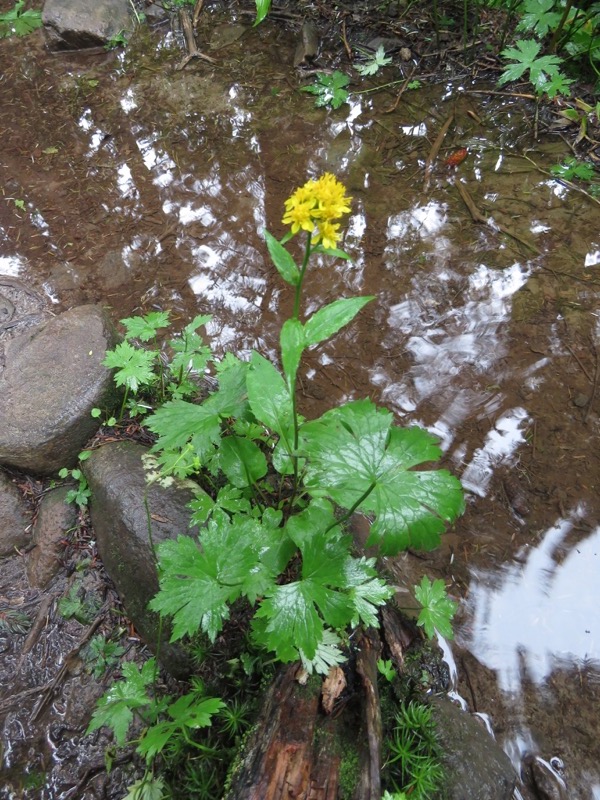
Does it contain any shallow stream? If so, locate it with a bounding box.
[1,7,600,798]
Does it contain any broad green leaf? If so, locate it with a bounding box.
[217,435,268,488]
[280,318,305,386]
[86,660,157,745]
[121,311,170,342]
[246,352,294,451]
[255,581,325,661]
[264,230,299,286]
[313,246,352,260]
[303,296,374,347]
[414,576,457,639]
[0,1,42,38]
[103,342,156,393]
[300,400,464,555]
[517,0,562,37]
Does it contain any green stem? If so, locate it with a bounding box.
[324,481,377,535]
[292,235,312,321]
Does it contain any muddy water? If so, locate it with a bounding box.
[1,10,600,798]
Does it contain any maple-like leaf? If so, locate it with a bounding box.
[414,576,457,639]
[103,342,156,393]
[121,311,170,342]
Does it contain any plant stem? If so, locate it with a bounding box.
[324,480,377,534]
[292,235,312,321]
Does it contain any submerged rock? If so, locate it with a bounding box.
[0,305,118,476]
[0,471,30,557]
[84,441,197,677]
[431,695,517,799]
[42,0,133,50]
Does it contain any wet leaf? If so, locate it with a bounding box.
[414,576,457,639]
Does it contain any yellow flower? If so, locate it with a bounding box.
[313,220,341,250]
[282,174,351,240]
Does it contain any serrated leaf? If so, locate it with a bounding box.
[414,576,457,639]
[121,312,170,342]
[300,400,464,555]
[0,2,42,38]
[265,230,299,286]
[103,342,156,393]
[517,0,562,37]
[87,660,156,745]
[303,296,374,348]
[122,776,167,800]
[137,693,225,762]
[151,513,291,641]
[355,44,393,76]
[146,400,222,464]
[169,314,212,379]
[299,629,346,675]
[206,353,250,418]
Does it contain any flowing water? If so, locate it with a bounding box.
[1,8,600,798]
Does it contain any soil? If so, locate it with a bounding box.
[1,0,600,797]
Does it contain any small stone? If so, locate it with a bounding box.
[0,471,30,557]
[573,393,589,408]
[26,486,77,588]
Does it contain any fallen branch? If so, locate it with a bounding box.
[423,112,454,192]
[176,8,217,71]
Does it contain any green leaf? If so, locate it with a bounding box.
[151,513,291,641]
[299,629,346,675]
[254,0,271,25]
[499,39,564,95]
[414,576,457,639]
[355,44,393,76]
[303,296,374,347]
[103,342,156,393]
[169,314,212,379]
[300,400,464,555]
[0,1,42,38]
[517,0,562,37]
[217,435,268,488]
[300,71,350,109]
[246,352,294,452]
[138,693,225,762]
[280,318,305,387]
[146,400,222,464]
[265,230,299,286]
[87,660,157,745]
[122,776,167,800]
[121,311,170,342]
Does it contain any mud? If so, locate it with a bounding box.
[1,5,600,798]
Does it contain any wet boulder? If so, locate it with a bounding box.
[83,441,197,678]
[0,470,30,557]
[431,695,517,799]
[42,0,133,50]
[0,305,118,476]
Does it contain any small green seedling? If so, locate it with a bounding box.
[300,71,350,109]
[83,635,126,678]
[355,45,393,77]
[0,1,42,38]
[377,658,397,682]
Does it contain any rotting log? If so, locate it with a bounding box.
[224,610,418,800]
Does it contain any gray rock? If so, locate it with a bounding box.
[0,471,30,557]
[83,441,197,677]
[42,0,133,50]
[26,486,77,588]
[0,305,118,476]
[431,695,517,800]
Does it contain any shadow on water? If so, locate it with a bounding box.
[1,10,600,797]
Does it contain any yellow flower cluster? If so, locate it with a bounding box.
[282,173,352,249]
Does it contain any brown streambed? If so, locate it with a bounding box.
[1,9,600,798]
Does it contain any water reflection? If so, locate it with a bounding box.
[462,506,600,692]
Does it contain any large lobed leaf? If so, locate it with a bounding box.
[300,400,464,555]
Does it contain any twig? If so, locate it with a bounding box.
[454,180,541,254]
[175,8,218,70]
[192,0,204,28]
[423,111,454,192]
[383,65,417,113]
[340,18,352,61]
[565,343,593,382]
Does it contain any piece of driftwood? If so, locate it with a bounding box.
[355,629,383,800]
